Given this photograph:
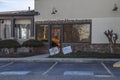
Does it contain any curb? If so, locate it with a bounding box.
[113,61,120,67]
[0,58,119,62]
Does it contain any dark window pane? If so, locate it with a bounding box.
[36,25,48,42]
[63,25,72,42]
[64,24,90,43]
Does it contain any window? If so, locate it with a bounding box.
[0,24,11,39]
[36,25,48,41]
[64,24,91,42]
[4,24,11,39]
[15,24,30,39]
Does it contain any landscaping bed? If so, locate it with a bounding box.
[49,52,120,58]
[0,52,45,58]
[0,39,45,58]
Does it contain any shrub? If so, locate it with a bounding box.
[22,39,44,48]
[0,39,20,48]
[49,52,120,58]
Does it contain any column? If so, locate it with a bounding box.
[11,18,15,38]
[30,17,34,37]
[0,19,4,39]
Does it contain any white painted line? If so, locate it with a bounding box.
[64,71,94,76]
[42,62,58,75]
[0,62,14,68]
[0,71,30,75]
[101,62,114,77]
[95,75,112,77]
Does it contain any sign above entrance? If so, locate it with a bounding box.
[49,47,59,55]
[62,46,72,54]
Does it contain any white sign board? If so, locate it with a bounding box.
[62,46,72,54]
[49,47,59,55]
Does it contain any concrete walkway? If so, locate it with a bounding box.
[0,53,119,63]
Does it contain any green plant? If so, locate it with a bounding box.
[49,52,120,58]
[0,52,44,58]
[104,29,118,53]
[0,39,20,48]
[22,39,44,47]
[0,39,20,54]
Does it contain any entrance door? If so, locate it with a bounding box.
[50,25,62,50]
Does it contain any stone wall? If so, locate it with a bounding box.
[33,43,49,54]
[62,43,120,53]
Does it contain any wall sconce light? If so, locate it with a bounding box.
[112,3,118,11]
[51,7,58,14]
[0,19,4,24]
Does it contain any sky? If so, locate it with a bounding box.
[0,0,34,12]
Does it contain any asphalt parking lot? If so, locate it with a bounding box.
[0,61,120,80]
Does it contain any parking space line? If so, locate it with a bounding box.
[94,75,113,77]
[0,62,14,69]
[42,62,58,75]
[101,62,114,77]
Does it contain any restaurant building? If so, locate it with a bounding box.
[35,0,120,53]
[0,10,39,43]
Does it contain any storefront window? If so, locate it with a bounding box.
[4,24,11,39]
[15,24,30,39]
[64,24,90,42]
[36,25,48,41]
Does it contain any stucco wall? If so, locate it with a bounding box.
[35,0,120,21]
[15,19,31,24]
[35,0,120,44]
[92,17,120,44]
[3,20,11,24]
[1,19,31,24]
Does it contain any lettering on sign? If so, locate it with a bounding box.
[62,46,72,54]
[49,47,59,55]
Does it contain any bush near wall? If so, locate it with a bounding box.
[49,51,120,58]
[22,39,43,47]
[0,39,20,48]
[22,39,44,53]
[0,39,20,54]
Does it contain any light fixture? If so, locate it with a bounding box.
[112,3,118,11]
[51,7,58,14]
[0,19,4,24]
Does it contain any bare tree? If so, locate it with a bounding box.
[104,29,118,53]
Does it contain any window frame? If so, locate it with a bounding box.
[15,24,31,40]
[35,24,49,42]
[63,23,91,43]
[35,20,92,44]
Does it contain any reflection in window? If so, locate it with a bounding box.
[3,24,11,39]
[36,25,48,41]
[15,24,30,39]
[64,24,90,42]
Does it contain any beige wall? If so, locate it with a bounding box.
[35,0,120,21]
[15,19,31,24]
[3,20,11,24]
[35,0,120,43]
[92,17,120,44]
[1,19,31,24]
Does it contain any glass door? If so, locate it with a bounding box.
[50,25,62,50]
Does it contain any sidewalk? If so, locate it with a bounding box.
[0,53,119,62]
